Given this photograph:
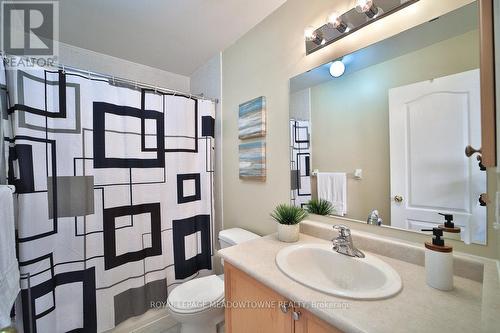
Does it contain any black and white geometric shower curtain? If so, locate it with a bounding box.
[2,59,216,332]
[290,120,311,208]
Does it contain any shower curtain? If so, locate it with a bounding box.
[1,59,216,332]
[290,120,311,208]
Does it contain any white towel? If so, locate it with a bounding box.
[317,172,347,216]
[0,187,19,328]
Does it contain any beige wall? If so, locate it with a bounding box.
[310,30,479,224]
[59,42,190,91]
[221,0,500,259]
[290,89,311,121]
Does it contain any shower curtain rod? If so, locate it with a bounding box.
[56,63,219,104]
[1,55,219,104]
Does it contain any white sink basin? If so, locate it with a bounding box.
[275,243,402,300]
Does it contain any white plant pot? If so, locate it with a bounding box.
[277,223,300,243]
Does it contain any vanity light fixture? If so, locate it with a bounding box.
[329,60,345,78]
[355,0,379,19]
[327,12,348,33]
[304,0,420,55]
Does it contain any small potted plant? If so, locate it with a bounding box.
[270,204,308,242]
[305,199,335,216]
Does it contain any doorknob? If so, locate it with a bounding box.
[465,145,482,157]
[479,193,489,206]
[394,195,404,203]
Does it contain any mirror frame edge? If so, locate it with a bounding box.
[480,0,497,167]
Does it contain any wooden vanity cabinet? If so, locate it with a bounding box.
[224,262,292,332]
[224,262,342,333]
[293,309,342,333]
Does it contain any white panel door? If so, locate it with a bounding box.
[389,69,486,244]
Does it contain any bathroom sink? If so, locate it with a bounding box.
[275,243,402,300]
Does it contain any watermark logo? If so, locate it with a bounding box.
[1,0,59,68]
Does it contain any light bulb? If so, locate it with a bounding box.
[355,0,378,18]
[304,26,324,45]
[327,12,341,26]
[327,12,348,33]
[304,26,316,42]
[355,0,373,12]
[329,60,345,78]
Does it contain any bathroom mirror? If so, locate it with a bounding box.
[289,2,490,245]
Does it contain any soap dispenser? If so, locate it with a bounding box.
[437,213,460,234]
[422,228,453,291]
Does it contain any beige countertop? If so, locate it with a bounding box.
[218,231,499,333]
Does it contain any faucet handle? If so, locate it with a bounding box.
[333,225,350,237]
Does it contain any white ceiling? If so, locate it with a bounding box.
[57,0,287,76]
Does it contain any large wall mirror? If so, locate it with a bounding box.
[289,1,494,245]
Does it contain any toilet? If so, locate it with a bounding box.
[167,228,260,333]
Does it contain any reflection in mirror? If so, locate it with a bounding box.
[289,2,487,245]
[0,71,7,185]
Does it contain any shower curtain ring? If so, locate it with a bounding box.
[61,65,65,74]
[112,76,115,85]
[87,71,91,79]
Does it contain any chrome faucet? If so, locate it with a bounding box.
[367,209,382,226]
[332,225,365,258]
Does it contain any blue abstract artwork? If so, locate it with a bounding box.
[239,139,266,180]
[238,96,266,139]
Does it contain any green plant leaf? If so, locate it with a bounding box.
[305,199,334,216]
[270,204,308,225]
